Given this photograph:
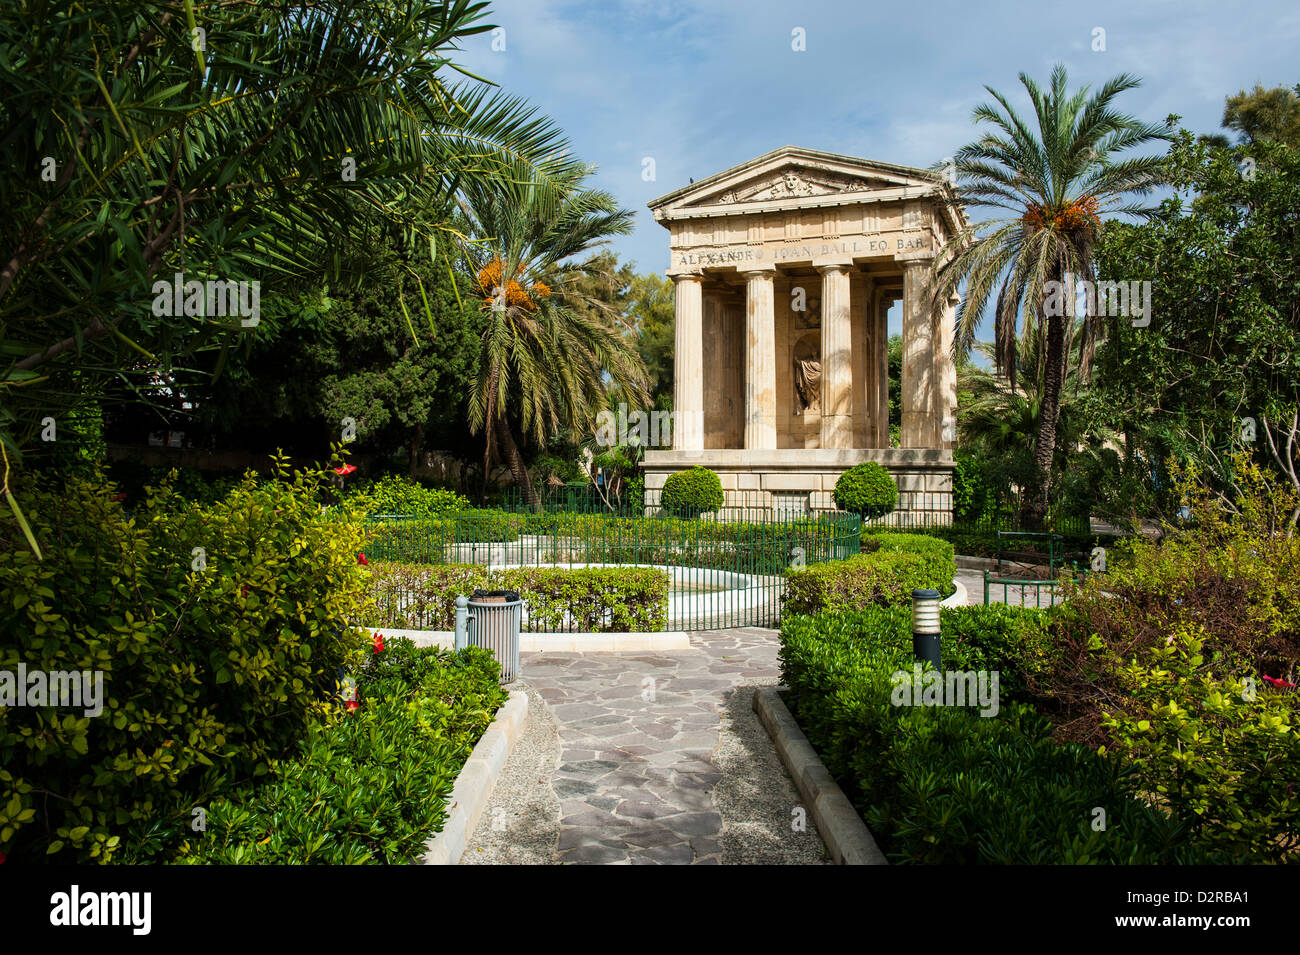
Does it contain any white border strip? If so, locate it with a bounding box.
[422,689,529,865]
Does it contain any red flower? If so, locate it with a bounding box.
[240,584,250,598]
[373,632,385,653]
[1263,675,1296,689]
[110,492,127,502]
[357,552,369,566]
[332,464,358,476]
[345,699,360,712]
[0,849,6,864]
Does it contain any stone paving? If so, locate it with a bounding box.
[469,627,828,865]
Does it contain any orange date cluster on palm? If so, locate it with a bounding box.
[477,257,552,312]
[1022,195,1101,236]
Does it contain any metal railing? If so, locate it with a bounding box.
[363,508,863,631]
[982,566,1089,609]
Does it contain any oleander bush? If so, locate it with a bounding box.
[169,640,506,864]
[659,466,724,518]
[833,462,897,519]
[367,562,670,631]
[0,458,372,864]
[779,609,1225,864]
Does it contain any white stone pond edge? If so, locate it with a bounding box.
[422,689,529,865]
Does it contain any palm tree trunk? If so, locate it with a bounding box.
[408,423,424,479]
[495,417,537,511]
[1021,312,1066,529]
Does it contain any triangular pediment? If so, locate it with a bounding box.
[648,146,951,220]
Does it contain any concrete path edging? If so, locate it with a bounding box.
[752,686,888,865]
[422,689,529,865]
[941,577,967,607]
[372,627,691,652]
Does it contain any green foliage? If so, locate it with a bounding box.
[367,562,669,632]
[170,640,507,864]
[783,538,954,616]
[779,609,1223,864]
[1093,131,1300,512]
[951,447,997,524]
[0,0,579,460]
[0,458,372,863]
[1100,626,1299,862]
[659,467,724,518]
[833,463,897,519]
[349,475,469,519]
[860,532,956,596]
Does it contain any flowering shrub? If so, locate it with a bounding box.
[0,457,371,863]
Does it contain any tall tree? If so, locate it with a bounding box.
[457,164,649,507]
[1223,83,1300,148]
[0,0,576,528]
[932,65,1171,526]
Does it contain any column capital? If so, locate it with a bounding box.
[738,265,778,278]
[815,262,854,276]
[671,271,704,283]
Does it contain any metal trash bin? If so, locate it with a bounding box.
[460,590,523,683]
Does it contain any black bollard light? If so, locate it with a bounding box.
[911,588,941,670]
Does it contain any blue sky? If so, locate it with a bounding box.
[453,0,1299,337]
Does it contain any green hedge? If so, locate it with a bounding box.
[366,510,858,573]
[784,533,954,615]
[0,462,371,864]
[367,562,669,632]
[861,532,955,594]
[168,640,506,864]
[779,607,1224,864]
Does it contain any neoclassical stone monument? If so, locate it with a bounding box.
[642,146,964,520]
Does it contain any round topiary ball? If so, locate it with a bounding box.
[833,462,898,520]
[660,466,725,518]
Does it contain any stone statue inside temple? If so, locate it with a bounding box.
[793,336,821,414]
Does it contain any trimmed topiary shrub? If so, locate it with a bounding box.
[659,466,724,518]
[833,462,897,520]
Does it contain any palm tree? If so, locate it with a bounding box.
[457,164,649,508]
[932,64,1171,527]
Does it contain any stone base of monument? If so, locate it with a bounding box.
[643,447,953,523]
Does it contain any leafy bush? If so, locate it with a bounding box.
[364,517,453,563]
[779,609,1224,863]
[952,447,997,524]
[347,474,468,519]
[367,562,670,632]
[861,532,955,595]
[784,536,954,615]
[168,640,506,864]
[833,462,897,519]
[659,466,724,518]
[0,459,371,863]
[1100,625,1299,862]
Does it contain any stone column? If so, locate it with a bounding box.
[850,271,872,448]
[672,273,704,451]
[743,267,777,449]
[875,291,890,448]
[939,292,959,449]
[819,265,854,448]
[901,260,937,448]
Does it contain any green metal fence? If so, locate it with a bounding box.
[363,508,863,631]
[982,567,1089,609]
